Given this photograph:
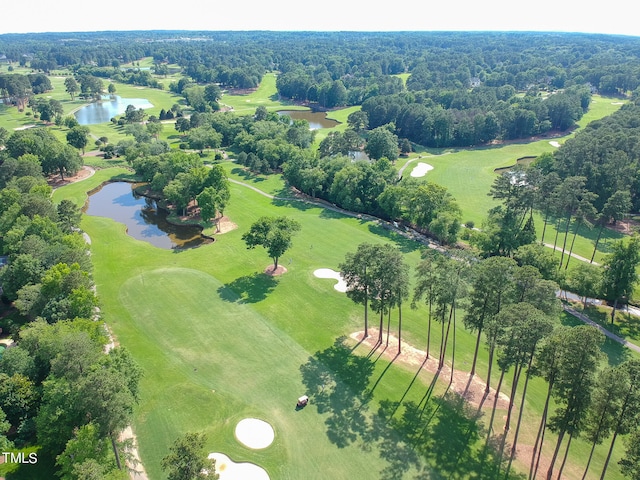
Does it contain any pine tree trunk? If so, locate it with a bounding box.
[504,364,522,432]
[556,432,574,480]
[364,288,369,339]
[440,304,454,370]
[450,307,456,384]
[546,429,566,480]
[552,217,562,252]
[591,224,604,263]
[564,222,581,270]
[485,368,505,445]
[598,430,618,480]
[111,433,122,470]
[386,308,391,347]
[558,214,572,268]
[530,381,554,480]
[600,388,633,480]
[485,342,496,395]
[506,359,534,479]
[541,207,551,245]
[398,303,402,355]
[582,402,612,480]
[426,297,432,358]
[439,312,446,370]
[470,328,483,377]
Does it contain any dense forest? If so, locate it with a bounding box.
[3,31,640,148]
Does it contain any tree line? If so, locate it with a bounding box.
[340,241,640,478]
[0,130,142,477]
[5,31,640,149]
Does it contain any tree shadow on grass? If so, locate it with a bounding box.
[217,272,278,303]
[271,195,317,211]
[300,338,525,479]
[230,167,267,183]
[367,223,424,254]
[299,337,375,447]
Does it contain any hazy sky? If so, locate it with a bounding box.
[1,0,638,37]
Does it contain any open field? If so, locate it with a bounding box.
[219,73,305,114]
[46,164,637,479]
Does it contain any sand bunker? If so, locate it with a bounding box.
[410,162,434,178]
[235,418,274,449]
[313,268,348,292]
[208,453,270,480]
[549,141,560,147]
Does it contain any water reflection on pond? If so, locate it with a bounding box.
[277,110,340,130]
[75,96,153,125]
[85,182,211,249]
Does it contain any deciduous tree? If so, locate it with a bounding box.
[161,432,218,480]
[242,216,301,270]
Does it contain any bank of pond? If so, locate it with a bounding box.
[84,181,212,249]
[74,96,153,125]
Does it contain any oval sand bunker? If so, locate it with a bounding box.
[235,418,275,449]
[313,268,348,292]
[208,452,270,480]
[410,162,434,178]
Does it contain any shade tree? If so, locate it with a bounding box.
[242,216,301,270]
[162,432,218,480]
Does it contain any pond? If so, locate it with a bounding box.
[84,182,212,249]
[277,110,340,130]
[75,95,154,125]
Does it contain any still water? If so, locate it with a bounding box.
[85,182,211,249]
[75,96,154,125]
[277,110,340,130]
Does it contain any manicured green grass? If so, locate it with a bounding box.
[220,73,302,114]
[51,166,633,479]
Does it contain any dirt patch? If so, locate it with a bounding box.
[264,265,288,276]
[215,216,238,234]
[606,218,637,235]
[47,165,95,188]
[349,329,510,410]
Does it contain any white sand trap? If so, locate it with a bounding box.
[549,141,561,147]
[208,452,270,480]
[410,162,434,177]
[313,268,348,292]
[235,418,274,449]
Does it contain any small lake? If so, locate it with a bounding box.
[277,110,340,130]
[85,182,211,250]
[75,95,154,125]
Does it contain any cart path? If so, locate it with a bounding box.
[543,242,599,265]
[230,176,640,353]
[562,304,640,354]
